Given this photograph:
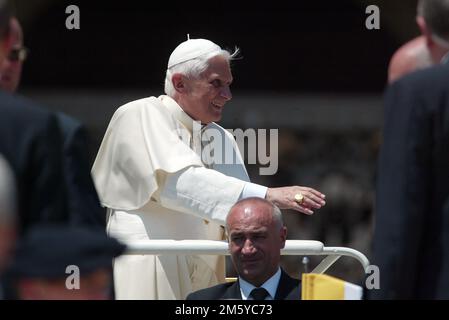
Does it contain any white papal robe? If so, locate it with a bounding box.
[92,95,253,299]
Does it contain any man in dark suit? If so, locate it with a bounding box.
[371,0,449,300]
[0,11,105,228]
[55,113,105,227]
[0,1,68,232]
[187,197,300,300]
[0,92,69,233]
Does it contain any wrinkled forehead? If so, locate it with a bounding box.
[227,206,273,231]
[228,225,268,237]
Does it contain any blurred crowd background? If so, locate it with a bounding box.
[10,0,424,285]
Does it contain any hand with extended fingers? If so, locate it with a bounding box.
[265,186,326,215]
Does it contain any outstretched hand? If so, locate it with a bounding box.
[265,186,326,215]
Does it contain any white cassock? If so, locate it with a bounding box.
[92,95,265,299]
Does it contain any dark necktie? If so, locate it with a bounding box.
[250,287,269,300]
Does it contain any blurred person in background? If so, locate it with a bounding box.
[388,36,433,83]
[0,16,25,92]
[0,14,105,229]
[6,224,126,300]
[372,0,449,299]
[386,0,449,84]
[0,0,69,233]
[416,0,449,64]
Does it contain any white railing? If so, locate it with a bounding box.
[124,240,370,274]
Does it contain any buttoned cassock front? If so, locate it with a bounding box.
[92,95,250,299]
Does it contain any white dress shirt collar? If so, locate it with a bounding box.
[239,267,282,300]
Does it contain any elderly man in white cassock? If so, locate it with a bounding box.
[92,38,326,300]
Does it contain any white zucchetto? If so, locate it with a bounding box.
[167,38,221,69]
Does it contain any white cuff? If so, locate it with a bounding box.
[240,182,268,200]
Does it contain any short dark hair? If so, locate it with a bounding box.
[418,0,449,41]
[0,0,11,40]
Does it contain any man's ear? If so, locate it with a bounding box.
[171,73,188,94]
[280,226,287,249]
[417,16,433,48]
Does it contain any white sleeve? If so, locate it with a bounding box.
[240,182,268,200]
[159,166,246,225]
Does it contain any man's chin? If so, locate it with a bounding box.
[240,270,266,286]
[241,264,262,276]
[199,114,222,124]
[211,114,222,123]
[208,108,223,122]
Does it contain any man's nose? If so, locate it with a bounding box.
[220,86,232,101]
[241,239,256,255]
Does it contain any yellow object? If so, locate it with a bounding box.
[294,193,304,204]
[301,273,363,300]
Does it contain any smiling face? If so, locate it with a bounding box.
[227,200,287,287]
[172,55,233,124]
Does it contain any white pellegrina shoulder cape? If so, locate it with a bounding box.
[92,95,249,212]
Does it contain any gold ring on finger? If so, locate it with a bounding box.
[294,193,304,205]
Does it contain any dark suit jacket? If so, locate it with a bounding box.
[56,112,105,228]
[186,269,301,300]
[0,91,68,233]
[372,64,449,299]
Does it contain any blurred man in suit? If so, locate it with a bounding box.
[187,198,300,300]
[0,14,105,228]
[386,0,449,85]
[0,1,68,233]
[372,0,449,299]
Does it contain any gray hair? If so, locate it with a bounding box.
[164,47,240,98]
[418,0,449,43]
